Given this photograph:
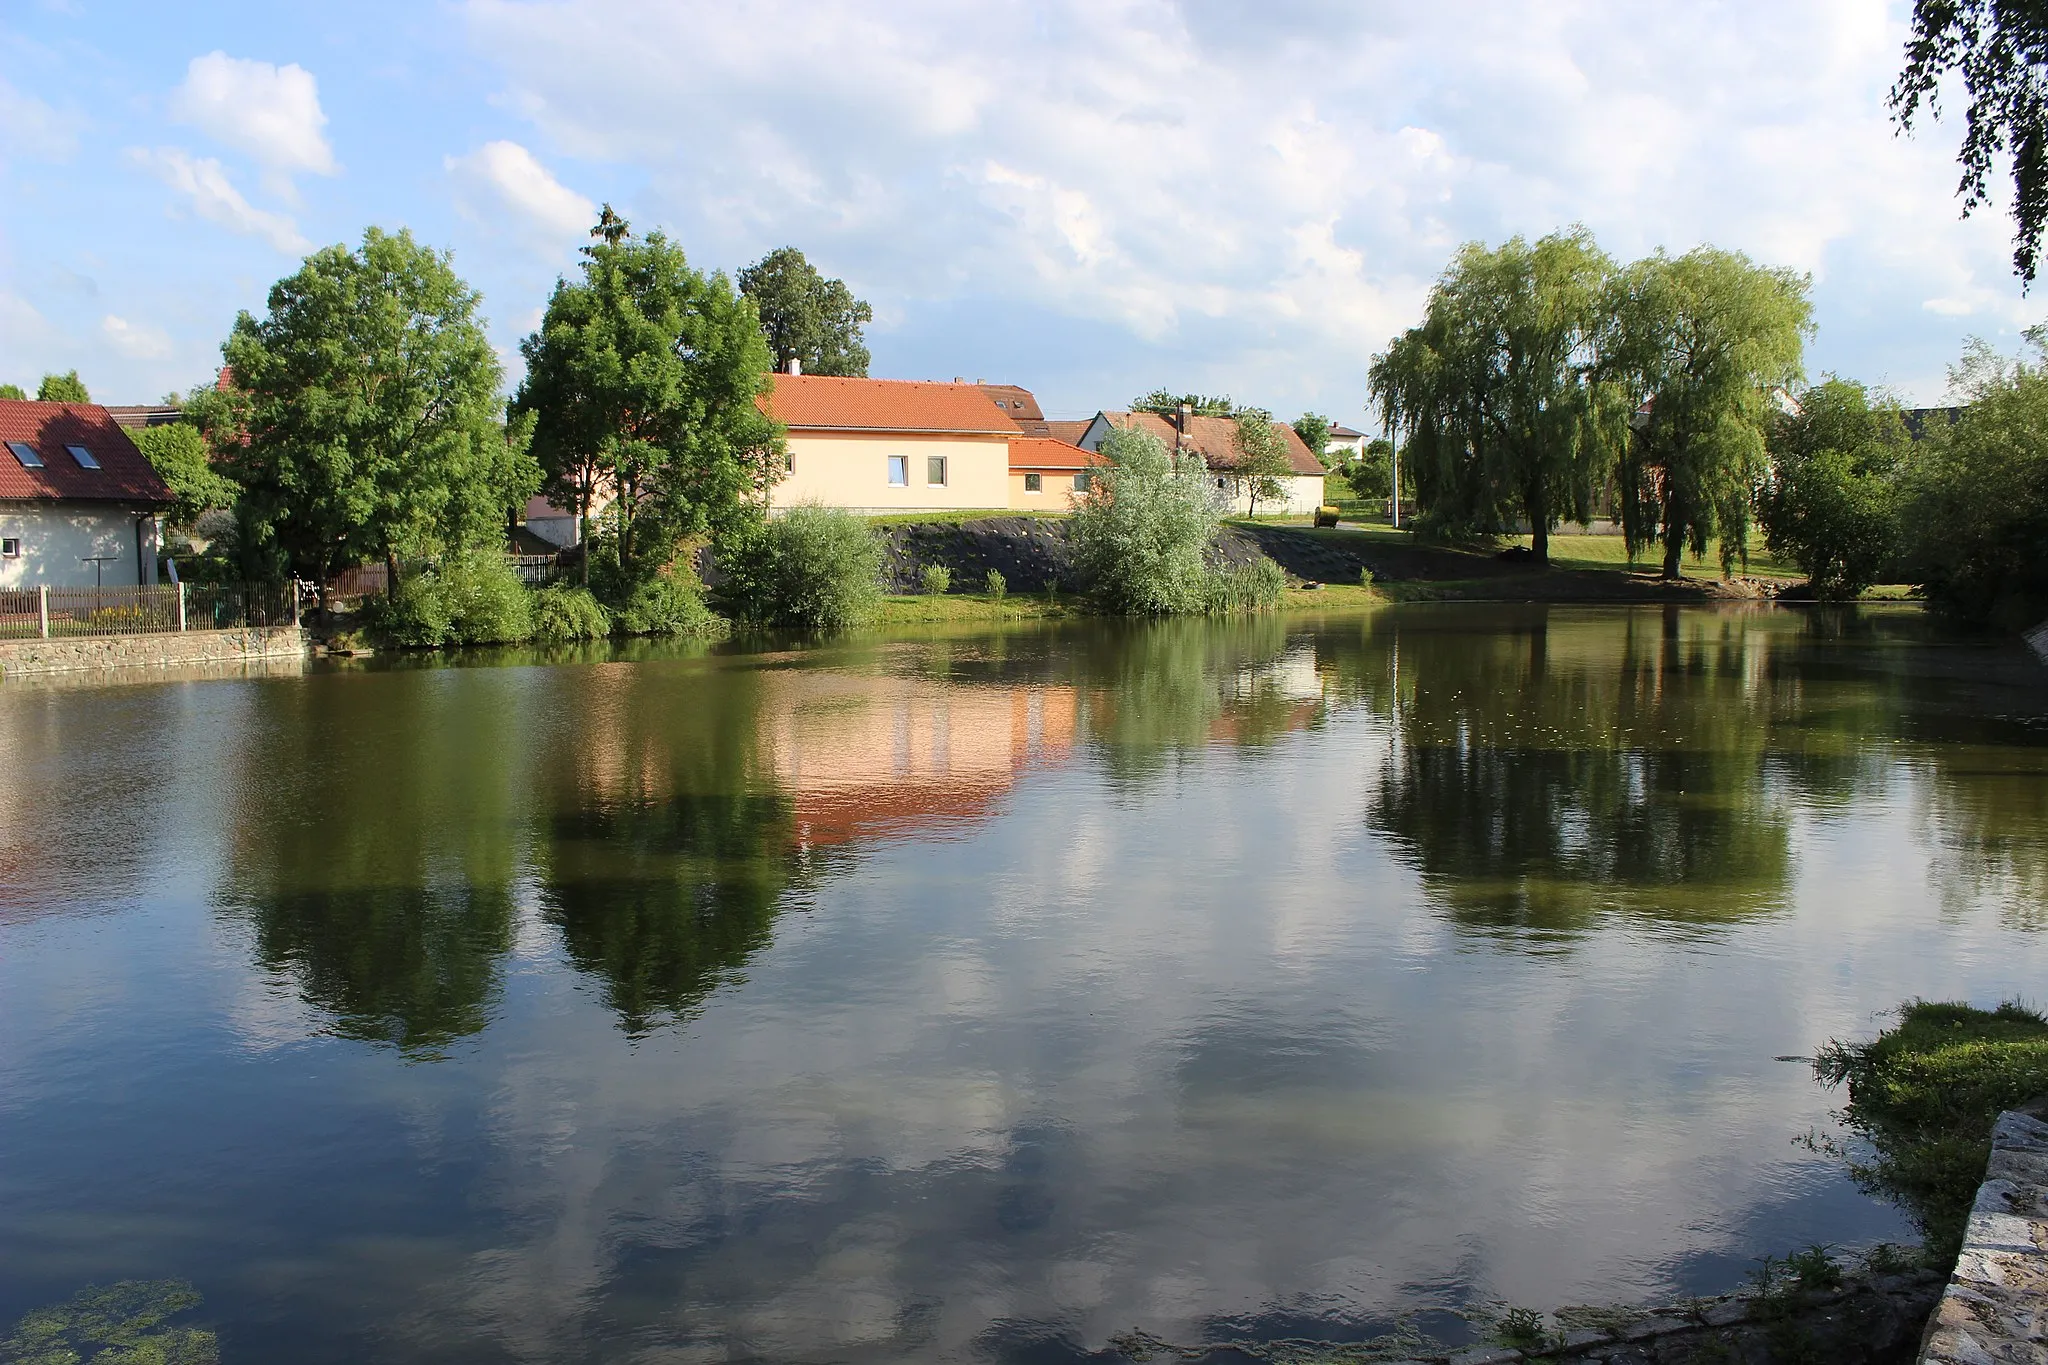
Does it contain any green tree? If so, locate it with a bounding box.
[1605,247,1813,578]
[737,246,872,377]
[223,227,537,595]
[1347,437,1395,505]
[1760,379,1909,599]
[516,209,781,588]
[1132,390,1234,417]
[0,383,25,400]
[1231,408,1294,516]
[718,502,883,631]
[1292,412,1335,468]
[1894,1,2048,282]
[131,422,237,527]
[36,370,89,403]
[1901,332,2048,626]
[1369,229,1625,563]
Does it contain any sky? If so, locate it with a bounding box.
[1,0,2041,425]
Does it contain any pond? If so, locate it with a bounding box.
[2,604,2044,1362]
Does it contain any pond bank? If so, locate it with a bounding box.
[1918,1099,2048,1365]
[0,625,306,678]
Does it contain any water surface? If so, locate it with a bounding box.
[3,604,2044,1362]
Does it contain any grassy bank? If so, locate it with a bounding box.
[876,582,1382,626]
[1815,1000,2048,1263]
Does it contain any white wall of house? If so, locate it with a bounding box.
[0,503,160,589]
[1206,472,1329,517]
[772,432,1011,513]
[525,514,581,549]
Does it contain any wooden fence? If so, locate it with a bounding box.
[0,584,299,641]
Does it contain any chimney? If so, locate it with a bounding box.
[786,356,802,376]
[1176,402,1193,450]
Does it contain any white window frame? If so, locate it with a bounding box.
[887,455,909,487]
[0,537,18,559]
[1023,472,1042,494]
[927,455,948,487]
[785,452,796,474]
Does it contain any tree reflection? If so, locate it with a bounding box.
[217,671,528,1054]
[528,663,813,1036]
[1363,606,1799,937]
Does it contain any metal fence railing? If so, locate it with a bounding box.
[506,554,562,587]
[0,583,301,641]
[324,554,565,600]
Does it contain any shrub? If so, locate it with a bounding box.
[531,584,612,642]
[614,567,717,636]
[919,563,952,595]
[719,502,883,631]
[367,551,534,646]
[1070,425,1222,615]
[985,568,1006,598]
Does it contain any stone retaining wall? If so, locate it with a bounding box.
[0,626,308,679]
[1917,1102,2048,1364]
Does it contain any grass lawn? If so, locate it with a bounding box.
[1522,530,1805,579]
[876,592,1079,624]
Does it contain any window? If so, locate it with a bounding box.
[887,456,909,487]
[6,441,43,469]
[1023,472,1042,494]
[927,455,947,486]
[0,538,17,559]
[1073,471,1092,492]
[1216,477,1226,489]
[785,452,796,474]
[65,444,100,470]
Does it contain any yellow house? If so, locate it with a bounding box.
[1007,436,1103,510]
[760,374,1021,513]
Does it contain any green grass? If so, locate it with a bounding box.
[1815,1000,2048,1263]
[875,592,1078,624]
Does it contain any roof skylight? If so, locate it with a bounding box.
[6,440,44,469]
[65,445,100,470]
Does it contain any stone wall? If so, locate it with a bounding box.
[0,626,307,679]
[1917,1102,2048,1364]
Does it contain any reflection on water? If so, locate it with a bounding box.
[1,604,2044,1363]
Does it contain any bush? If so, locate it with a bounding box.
[531,584,612,642]
[1070,425,1223,615]
[719,502,883,631]
[919,563,952,595]
[615,567,717,636]
[368,551,534,646]
[985,568,1006,599]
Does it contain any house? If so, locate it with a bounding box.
[1072,409,1328,515]
[0,401,172,588]
[759,374,1022,512]
[520,492,585,550]
[1324,423,1368,460]
[1007,437,1103,509]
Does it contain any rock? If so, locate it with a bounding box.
[1447,1348,1524,1365]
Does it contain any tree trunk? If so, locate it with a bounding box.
[1532,522,1549,565]
[1660,487,1685,580]
[578,486,591,587]
[1528,485,1550,566]
[386,551,400,599]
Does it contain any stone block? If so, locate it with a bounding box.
[1447,1349,1523,1365]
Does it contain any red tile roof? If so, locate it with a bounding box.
[760,375,1022,435]
[1105,411,1324,476]
[979,384,1044,421]
[0,402,174,504]
[1008,437,1104,471]
[1043,420,1091,446]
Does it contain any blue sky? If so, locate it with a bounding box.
[2,0,2040,423]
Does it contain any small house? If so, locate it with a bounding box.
[1073,409,1328,515]
[0,401,172,589]
[759,374,1023,512]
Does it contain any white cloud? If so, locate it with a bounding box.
[445,140,596,244]
[100,314,173,360]
[460,0,2039,409]
[0,77,78,162]
[169,51,337,182]
[131,147,311,254]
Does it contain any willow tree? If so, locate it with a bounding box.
[1605,248,1812,578]
[1367,228,1625,563]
